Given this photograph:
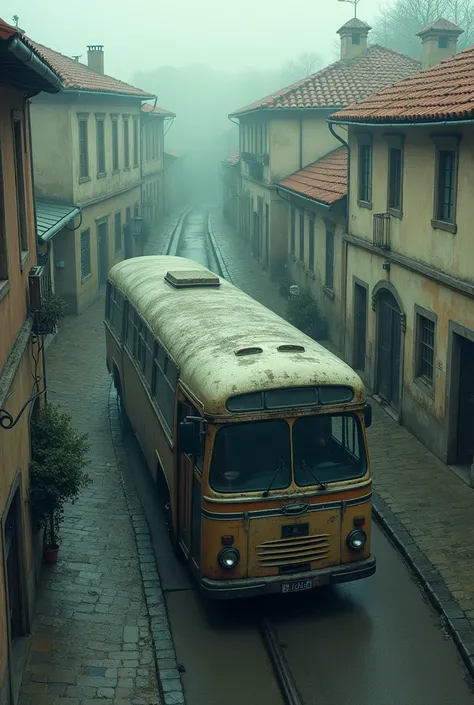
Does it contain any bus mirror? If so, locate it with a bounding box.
[364,403,372,429]
[179,421,198,455]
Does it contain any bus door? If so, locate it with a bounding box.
[178,401,203,568]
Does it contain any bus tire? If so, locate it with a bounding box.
[114,367,130,430]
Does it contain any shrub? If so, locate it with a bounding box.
[29,403,91,548]
[286,286,328,340]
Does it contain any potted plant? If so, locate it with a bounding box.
[29,403,91,564]
[34,291,68,335]
[286,286,328,341]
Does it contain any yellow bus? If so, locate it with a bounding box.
[105,255,376,598]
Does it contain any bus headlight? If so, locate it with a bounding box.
[218,547,240,569]
[346,529,367,551]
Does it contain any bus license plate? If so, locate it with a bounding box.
[282,580,312,594]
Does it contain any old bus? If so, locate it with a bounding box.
[105,256,376,598]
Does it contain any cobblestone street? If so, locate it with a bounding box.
[20,301,161,705]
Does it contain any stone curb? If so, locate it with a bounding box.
[372,489,474,679]
[108,384,186,705]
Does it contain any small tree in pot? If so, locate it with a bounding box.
[34,291,68,335]
[29,403,91,564]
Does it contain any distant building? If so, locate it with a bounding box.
[0,18,62,705]
[28,41,172,314]
[329,19,474,480]
[222,150,240,229]
[229,18,420,278]
[141,103,175,229]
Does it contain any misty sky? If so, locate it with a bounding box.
[4,0,386,85]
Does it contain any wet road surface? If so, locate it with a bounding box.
[122,422,474,705]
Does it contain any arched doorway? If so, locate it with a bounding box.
[376,288,402,410]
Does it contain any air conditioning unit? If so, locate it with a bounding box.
[28,265,46,312]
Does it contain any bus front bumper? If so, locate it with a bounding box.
[200,555,376,600]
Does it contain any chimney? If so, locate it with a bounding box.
[87,45,104,75]
[417,18,463,70]
[337,18,371,62]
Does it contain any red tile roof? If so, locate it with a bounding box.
[230,46,420,116]
[141,103,175,117]
[417,17,463,36]
[0,18,19,40]
[223,149,239,166]
[330,44,474,124]
[24,39,154,98]
[278,148,347,205]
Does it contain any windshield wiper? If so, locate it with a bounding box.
[262,459,285,497]
[302,460,327,490]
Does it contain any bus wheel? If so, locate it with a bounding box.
[164,501,185,562]
[114,370,130,430]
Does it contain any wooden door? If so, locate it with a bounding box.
[376,290,402,409]
[456,337,474,464]
[97,222,109,285]
[353,284,367,372]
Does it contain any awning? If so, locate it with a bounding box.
[36,199,80,243]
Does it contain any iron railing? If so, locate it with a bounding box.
[373,213,391,250]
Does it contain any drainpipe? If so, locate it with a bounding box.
[329,122,350,359]
[299,117,303,170]
[27,98,48,403]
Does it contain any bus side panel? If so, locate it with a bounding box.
[121,352,176,509]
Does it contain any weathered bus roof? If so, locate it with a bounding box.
[109,256,365,415]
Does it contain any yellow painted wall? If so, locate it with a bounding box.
[30,101,74,200]
[348,125,474,284]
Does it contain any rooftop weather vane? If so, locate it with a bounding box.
[338,0,360,19]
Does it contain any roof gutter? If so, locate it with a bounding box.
[230,106,342,119]
[39,207,81,243]
[71,89,156,100]
[8,37,63,93]
[276,185,334,210]
[328,117,474,128]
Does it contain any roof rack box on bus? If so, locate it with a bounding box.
[165,269,220,289]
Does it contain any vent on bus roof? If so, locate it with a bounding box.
[165,269,220,289]
[234,347,263,357]
[277,344,305,353]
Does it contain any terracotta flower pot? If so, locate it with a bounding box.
[43,545,59,564]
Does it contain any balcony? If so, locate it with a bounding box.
[373,213,391,250]
[248,161,264,182]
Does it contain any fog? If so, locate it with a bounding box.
[6,0,474,203]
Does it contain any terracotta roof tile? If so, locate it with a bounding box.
[278,148,347,205]
[141,103,175,117]
[337,18,371,32]
[230,46,420,116]
[0,17,19,40]
[25,39,154,98]
[330,44,474,123]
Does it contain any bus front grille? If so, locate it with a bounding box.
[256,534,330,567]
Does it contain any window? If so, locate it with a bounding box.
[416,313,435,385]
[114,211,122,252]
[325,227,334,290]
[0,138,7,281]
[358,136,372,205]
[123,116,130,168]
[96,117,106,175]
[112,117,119,171]
[78,117,89,179]
[107,284,124,335]
[290,207,295,255]
[439,36,449,49]
[80,229,91,280]
[126,306,138,355]
[133,117,139,166]
[352,34,360,45]
[436,150,456,222]
[12,118,28,256]
[308,215,315,272]
[388,147,402,212]
[299,211,305,261]
[143,328,154,387]
[432,135,460,232]
[153,345,178,431]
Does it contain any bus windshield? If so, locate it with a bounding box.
[293,414,365,486]
[210,419,291,493]
[210,414,366,493]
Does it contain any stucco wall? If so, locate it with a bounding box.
[0,88,38,367]
[344,243,474,462]
[30,101,74,200]
[348,125,474,284]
